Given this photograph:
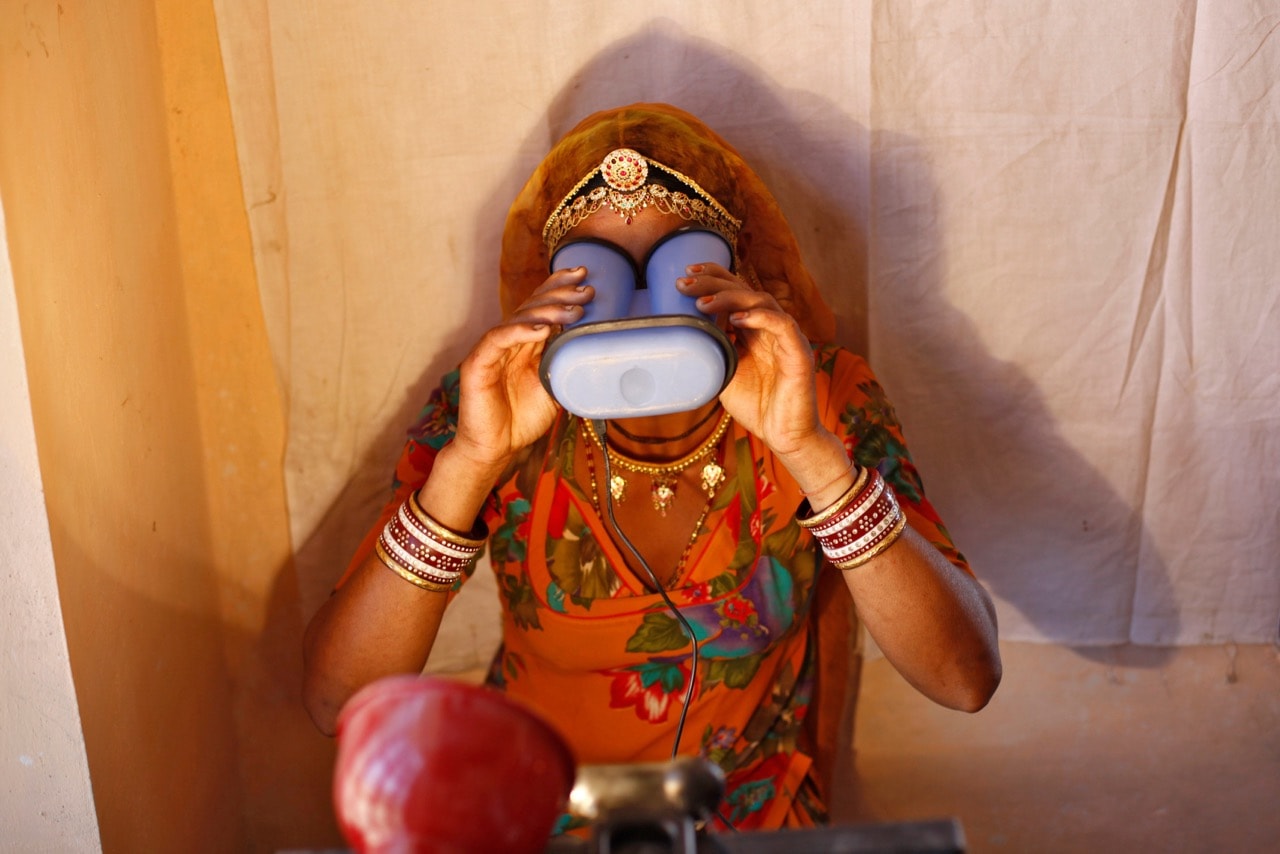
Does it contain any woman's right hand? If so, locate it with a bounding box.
[448,266,592,471]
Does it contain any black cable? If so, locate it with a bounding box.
[608,403,721,445]
[590,418,701,760]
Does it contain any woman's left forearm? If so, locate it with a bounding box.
[777,432,1002,712]
[841,525,1001,711]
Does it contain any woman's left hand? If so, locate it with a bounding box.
[678,263,824,458]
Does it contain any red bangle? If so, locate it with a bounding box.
[797,467,906,570]
[374,493,487,591]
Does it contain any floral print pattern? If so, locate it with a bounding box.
[344,346,970,833]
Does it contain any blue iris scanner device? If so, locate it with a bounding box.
[538,228,738,419]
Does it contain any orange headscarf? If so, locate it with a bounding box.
[499,103,837,342]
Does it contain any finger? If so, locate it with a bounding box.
[726,311,814,375]
[683,262,735,280]
[465,321,555,374]
[726,303,803,338]
[518,269,593,314]
[529,266,589,298]
[693,287,779,316]
[506,303,586,332]
[676,265,742,295]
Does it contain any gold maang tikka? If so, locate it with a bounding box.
[583,411,732,516]
[541,148,742,252]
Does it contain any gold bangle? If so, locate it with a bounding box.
[797,465,868,529]
[408,490,488,548]
[375,540,457,592]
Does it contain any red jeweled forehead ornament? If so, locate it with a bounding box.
[542,148,742,251]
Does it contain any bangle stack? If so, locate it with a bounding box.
[374,490,488,592]
[797,465,906,570]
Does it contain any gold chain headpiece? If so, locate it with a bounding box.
[542,148,742,251]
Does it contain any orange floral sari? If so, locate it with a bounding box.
[342,344,969,831]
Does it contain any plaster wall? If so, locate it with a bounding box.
[0,199,100,851]
[845,642,1280,853]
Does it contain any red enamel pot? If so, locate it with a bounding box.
[334,675,576,853]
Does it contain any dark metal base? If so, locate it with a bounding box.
[545,817,966,854]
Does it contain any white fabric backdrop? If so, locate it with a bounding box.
[215,1,1279,668]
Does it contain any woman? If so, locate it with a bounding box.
[303,103,1000,831]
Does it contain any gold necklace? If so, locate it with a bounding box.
[584,437,725,589]
[581,412,732,515]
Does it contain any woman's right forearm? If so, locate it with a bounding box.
[301,442,506,735]
[302,558,451,735]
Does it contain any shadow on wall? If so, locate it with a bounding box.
[241,553,345,848]
[865,130,1179,663]
[44,521,342,852]
[292,19,1177,672]
[538,18,875,357]
[291,19,875,624]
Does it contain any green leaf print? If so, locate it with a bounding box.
[707,654,764,690]
[762,526,797,560]
[728,532,757,575]
[490,497,531,565]
[814,345,839,375]
[625,612,691,653]
[549,526,618,601]
[847,420,894,469]
[733,438,757,513]
[640,662,687,694]
[708,572,738,597]
[501,572,542,631]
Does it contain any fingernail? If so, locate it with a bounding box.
[730,310,749,322]
[686,264,705,274]
[677,277,695,289]
[697,296,714,308]
[532,323,547,331]
[575,284,590,292]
